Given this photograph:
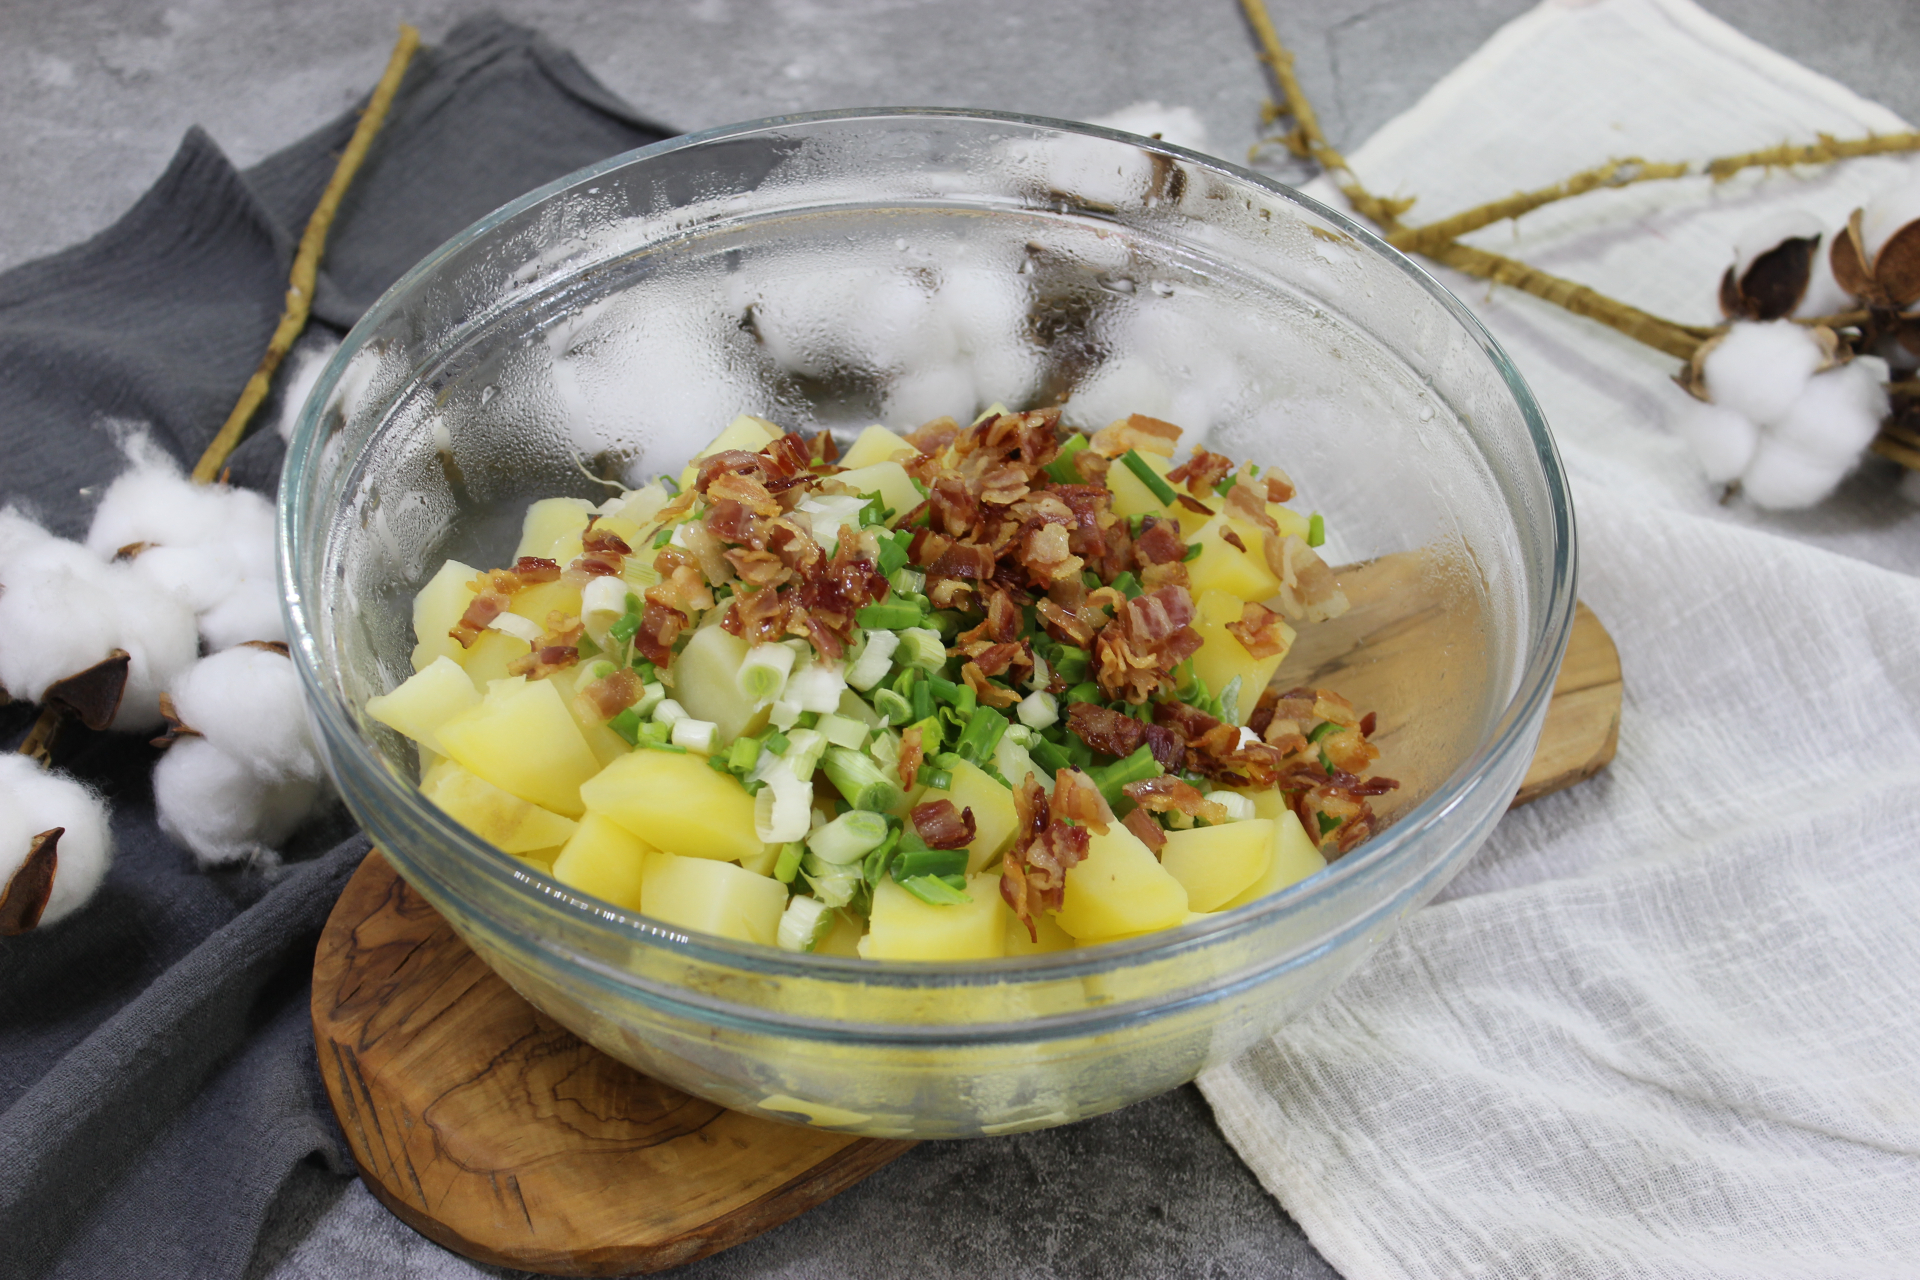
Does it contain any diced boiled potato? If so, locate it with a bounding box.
[738,844,780,876]
[1106,450,1178,522]
[1005,900,1075,955]
[420,757,580,853]
[579,750,764,862]
[1053,822,1190,939]
[1262,501,1311,543]
[859,872,1007,960]
[1221,810,1327,909]
[1244,788,1291,822]
[914,760,1018,874]
[833,460,922,524]
[514,497,595,562]
[457,629,530,687]
[515,849,561,873]
[507,579,584,631]
[607,481,670,530]
[551,812,652,909]
[671,625,771,745]
[676,415,785,489]
[641,850,787,945]
[1071,910,1219,947]
[545,665,634,767]
[435,676,602,816]
[840,424,918,469]
[815,909,866,957]
[1190,589,1292,726]
[1159,819,1274,912]
[366,656,479,755]
[411,558,479,670]
[1186,514,1281,602]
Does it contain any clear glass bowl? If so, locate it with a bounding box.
[281,109,1574,1139]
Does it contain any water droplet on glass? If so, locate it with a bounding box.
[1099,275,1136,295]
[480,385,498,406]
[1418,405,1434,422]
[1149,280,1175,297]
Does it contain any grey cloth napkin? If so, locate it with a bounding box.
[0,18,667,1278]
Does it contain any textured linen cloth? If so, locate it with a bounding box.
[0,20,668,1279]
[1199,1,1920,1275]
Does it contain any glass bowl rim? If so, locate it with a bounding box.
[278,105,1576,994]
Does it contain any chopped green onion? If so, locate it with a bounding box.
[659,473,681,496]
[856,601,925,629]
[858,490,894,527]
[845,629,900,692]
[1110,571,1141,599]
[1306,720,1341,744]
[1088,744,1163,807]
[671,719,717,753]
[927,609,963,639]
[806,809,892,864]
[1317,812,1343,837]
[762,730,791,757]
[897,874,972,906]
[738,642,796,704]
[1319,747,1337,774]
[876,530,912,576]
[953,705,1009,767]
[911,680,935,723]
[631,660,657,682]
[817,713,869,749]
[575,634,602,658]
[651,525,674,549]
[887,566,925,596]
[1052,645,1090,683]
[608,708,641,745]
[1120,449,1177,506]
[1064,681,1102,704]
[727,737,763,774]
[908,715,945,754]
[862,826,902,889]
[773,841,804,883]
[871,687,912,724]
[896,627,947,672]
[706,750,733,775]
[1043,432,1090,484]
[1182,541,1203,562]
[608,612,641,644]
[803,855,862,908]
[893,847,968,880]
[821,747,906,813]
[1217,676,1243,726]
[1308,513,1326,547]
[783,727,829,777]
[922,768,953,791]
[1030,739,1072,775]
[1017,690,1059,730]
[1215,474,1238,497]
[930,752,966,772]
[776,896,835,952]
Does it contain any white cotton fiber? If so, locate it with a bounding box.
[167,647,322,782]
[0,508,199,731]
[1739,434,1853,510]
[1795,233,1854,319]
[0,754,113,928]
[153,736,322,868]
[1860,177,1920,260]
[84,442,283,648]
[273,337,342,444]
[1089,102,1211,155]
[1670,397,1759,484]
[1701,320,1827,426]
[1770,357,1891,460]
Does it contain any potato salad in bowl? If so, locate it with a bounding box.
[366,407,1399,963]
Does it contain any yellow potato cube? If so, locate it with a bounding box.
[815,909,866,957]
[671,625,771,745]
[456,629,530,687]
[1106,450,1178,522]
[366,656,479,755]
[1263,501,1311,542]
[1222,810,1327,909]
[1159,819,1275,912]
[507,578,584,630]
[833,460,922,525]
[1054,822,1189,939]
[514,497,595,562]
[1244,788,1291,822]
[914,760,1018,874]
[1186,514,1281,602]
[544,665,633,766]
[1071,909,1219,947]
[435,676,602,816]
[840,424,918,470]
[607,481,671,530]
[419,758,580,853]
[410,558,480,670]
[1005,899,1075,955]
[641,850,787,945]
[859,872,1007,961]
[578,750,764,862]
[1190,589,1292,726]
[698,414,784,458]
[552,812,653,910]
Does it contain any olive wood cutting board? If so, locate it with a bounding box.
[312,594,1621,1277]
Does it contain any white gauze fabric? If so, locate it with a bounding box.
[1199,2,1920,1276]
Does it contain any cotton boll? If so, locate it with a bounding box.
[273,337,342,443]
[1739,434,1853,510]
[167,647,323,782]
[128,533,284,649]
[1088,102,1211,155]
[1860,178,1920,260]
[83,440,254,558]
[153,736,322,868]
[1701,320,1827,426]
[936,268,1044,409]
[0,754,113,928]
[1669,397,1759,484]
[1730,210,1824,279]
[1770,357,1891,461]
[750,268,947,382]
[1793,234,1853,320]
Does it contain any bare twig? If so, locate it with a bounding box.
[1707,131,1920,182]
[17,707,64,766]
[192,25,421,484]
[1388,158,1690,256]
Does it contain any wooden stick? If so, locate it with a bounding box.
[17,707,64,767]
[1388,158,1690,256]
[191,25,421,484]
[1707,131,1920,182]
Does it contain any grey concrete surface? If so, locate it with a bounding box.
[6,2,1917,1277]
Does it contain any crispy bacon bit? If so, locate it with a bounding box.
[1089,413,1183,459]
[911,800,977,850]
[928,541,995,581]
[958,589,1024,646]
[507,644,579,679]
[1036,597,1095,647]
[647,564,716,617]
[898,724,925,791]
[760,432,817,490]
[1050,768,1113,834]
[1020,521,1081,584]
[906,415,960,455]
[580,525,632,557]
[1226,601,1293,660]
[1266,535,1350,623]
[962,661,1023,709]
[1219,525,1249,553]
[1263,469,1296,503]
[1122,807,1167,854]
[1131,517,1186,565]
[1067,702,1145,759]
[1359,711,1377,737]
[634,601,687,667]
[450,588,510,648]
[1093,585,1202,704]
[514,556,563,582]
[1072,448,1112,485]
[1001,773,1093,941]
[1166,448,1234,497]
[1174,493,1215,517]
[576,666,642,719]
[1121,776,1229,825]
[1142,723,1184,772]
